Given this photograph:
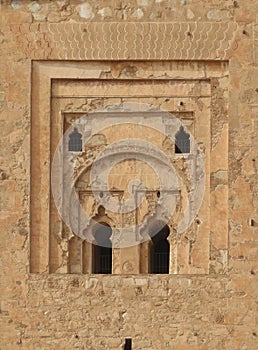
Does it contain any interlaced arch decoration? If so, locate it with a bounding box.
[31,60,229,275]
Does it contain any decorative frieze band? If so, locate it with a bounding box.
[18,22,237,60]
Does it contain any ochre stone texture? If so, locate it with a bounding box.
[0,0,258,349]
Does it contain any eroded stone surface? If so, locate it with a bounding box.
[0,1,257,349]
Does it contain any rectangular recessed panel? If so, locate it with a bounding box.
[31,61,228,276]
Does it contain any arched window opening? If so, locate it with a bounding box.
[68,128,82,152]
[150,224,170,274]
[92,223,112,274]
[175,126,190,154]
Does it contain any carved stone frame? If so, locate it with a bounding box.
[31,59,229,275]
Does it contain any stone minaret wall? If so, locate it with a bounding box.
[0,1,257,349]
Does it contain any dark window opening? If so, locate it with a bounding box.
[249,218,255,227]
[175,126,190,154]
[124,338,132,350]
[150,225,170,274]
[92,223,112,274]
[68,128,82,152]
